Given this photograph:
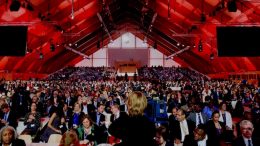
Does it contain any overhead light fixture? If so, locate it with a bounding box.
[227,0,237,12]
[210,53,214,60]
[71,0,74,19]
[198,39,203,52]
[10,0,21,11]
[39,52,44,59]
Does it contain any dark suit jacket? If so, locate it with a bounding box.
[187,112,209,125]
[110,111,128,123]
[109,115,157,146]
[206,120,226,146]
[90,112,106,126]
[170,119,195,142]
[0,110,17,129]
[81,104,95,115]
[63,97,76,108]
[120,104,127,112]
[0,139,26,146]
[232,136,260,146]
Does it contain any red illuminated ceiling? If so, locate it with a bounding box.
[0,0,260,74]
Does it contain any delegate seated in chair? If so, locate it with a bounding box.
[21,103,41,135]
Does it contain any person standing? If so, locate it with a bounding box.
[108,91,157,146]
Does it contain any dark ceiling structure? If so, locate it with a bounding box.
[0,0,260,75]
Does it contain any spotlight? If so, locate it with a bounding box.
[74,43,78,47]
[210,53,214,60]
[39,53,44,59]
[50,44,55,52]
[10,0,21,11]
[26,48,32,54]
[69,43,72,47]
[198,40,203,52]
[177,43,180,46]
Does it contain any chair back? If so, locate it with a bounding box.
[48,134,62,143]
[18,134,32,144]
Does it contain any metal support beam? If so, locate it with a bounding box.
[64,45,89,59]
[144,13,157,42]
[97,13,113,42]
[166,46,190,59]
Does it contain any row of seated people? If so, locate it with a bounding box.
[47,66,207,82]
[0,98,257,146]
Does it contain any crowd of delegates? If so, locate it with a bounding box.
[48,67,116,81]
[0,66,259,146]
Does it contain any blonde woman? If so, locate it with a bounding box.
[108,91,156,146]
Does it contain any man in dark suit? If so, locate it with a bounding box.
[187,103,208,127]
[110,104,128,123]
[63,91,76,110]
[0,103,17,129]
[10,87,30,118]
[233,120,260,146]
[170,109,195,145]
[105,95,120,113]
[0,126,26,146]
[90,103,107,144]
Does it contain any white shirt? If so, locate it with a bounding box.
[180,119,189,142]
[243,136,253,146]
[82,105,88,115]
[196,112,204,126]
[114,111,120,120]
[2,144,11,146]
[219,111,233,129]
[197,135,208,146]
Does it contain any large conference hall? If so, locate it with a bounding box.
[0,0,260,146]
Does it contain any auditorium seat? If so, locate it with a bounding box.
[47,134,62,144]
[18,134,32,144]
